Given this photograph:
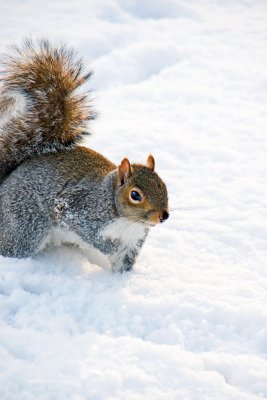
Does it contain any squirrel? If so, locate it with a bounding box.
[0,39,169,272]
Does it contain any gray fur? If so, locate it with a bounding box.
[0,151,148,272]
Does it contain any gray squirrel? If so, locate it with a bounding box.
[0,39,169,272]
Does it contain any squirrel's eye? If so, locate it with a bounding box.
[130,190,143,203]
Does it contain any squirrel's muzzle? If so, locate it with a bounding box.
[160,210,169,223]
[150,210,169,225]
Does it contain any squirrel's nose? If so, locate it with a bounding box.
[160,210,169,223]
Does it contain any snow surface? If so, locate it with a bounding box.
[1,1,267,399]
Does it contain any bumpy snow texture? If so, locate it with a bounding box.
[0,1,267,399]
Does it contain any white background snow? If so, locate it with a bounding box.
[1,0,267,399]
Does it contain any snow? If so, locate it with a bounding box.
[1,0,267,399]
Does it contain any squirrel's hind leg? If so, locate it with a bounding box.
[0,182,50,258]
[0,211,50,258]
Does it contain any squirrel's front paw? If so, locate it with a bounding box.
[120,264,133,273]
[112,263,133,273]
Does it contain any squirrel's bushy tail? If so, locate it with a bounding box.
[0,39,93,181]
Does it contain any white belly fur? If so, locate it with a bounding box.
[39,218,145,271]
[99,217,145,248]
[39,227,111,269]
[99,218,146,271]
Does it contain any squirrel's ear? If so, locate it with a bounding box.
[146,154,155,171]
[118,158,132,186]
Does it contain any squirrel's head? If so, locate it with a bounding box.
[115,155,169,226]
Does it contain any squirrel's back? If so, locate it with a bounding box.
[20,146,116,183]
[0,39,93,181]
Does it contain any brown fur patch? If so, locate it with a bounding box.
[0,95,15,116]
[0,39,93,181]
